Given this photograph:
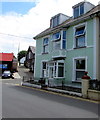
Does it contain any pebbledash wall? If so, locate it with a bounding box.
[34,1,100,87]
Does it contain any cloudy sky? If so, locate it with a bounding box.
[0,0,99,57]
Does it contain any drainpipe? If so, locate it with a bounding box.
[93,15,100,81]
[96,16,100,81]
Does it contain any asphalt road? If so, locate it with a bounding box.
[1,79,99,118]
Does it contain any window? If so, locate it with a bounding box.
[74,3,84,18]
[75,59,85,81]
[75,26,85,48]
[52,32,61,40]
[53,41,61,50]
[48,61,64,78]
[52,15,59,27]
[62,31,66,49]
[80,4,84,15]
[42,62,48,78]
[52,32,61,50]
[52,31,66,50]
[43,37,49,53]
[58,63,64,77]
[74,6,79,18]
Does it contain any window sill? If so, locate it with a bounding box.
[42,52,49,55]
[72,81,81,84]
[74,46,86,49]
[54,77,65,79]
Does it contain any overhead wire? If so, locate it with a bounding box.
[0,32,33,39]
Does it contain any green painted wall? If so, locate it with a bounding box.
[35,19,94,86]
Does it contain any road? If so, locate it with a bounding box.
[1,80,99,118]
[1,66,99,118]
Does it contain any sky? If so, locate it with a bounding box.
[0,0,99,57]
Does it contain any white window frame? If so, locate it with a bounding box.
[72,56,87,82]
[73,23,87,49]
[42,37,49,53]
[41,61,48,78]
[52,30,67,50]
[48,60,65,78]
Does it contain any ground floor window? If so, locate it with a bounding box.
[75,59,86,81]
[42,62,48,78]
[48,60,64,78]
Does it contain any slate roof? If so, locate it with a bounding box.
[29,46,35,54]
[34,4,100,39]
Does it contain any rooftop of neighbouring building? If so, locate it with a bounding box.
[0,53,14,61]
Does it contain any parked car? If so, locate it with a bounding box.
[2,70,14,79]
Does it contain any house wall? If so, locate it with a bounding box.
[34,19,95,84]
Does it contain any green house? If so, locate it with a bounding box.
[34,1,100,87]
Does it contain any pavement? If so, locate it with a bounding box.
[21,82,82,97]
[13,72,21,79]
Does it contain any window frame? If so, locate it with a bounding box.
[52,30,67,50]
[72,57,87,82]
[52,15,60,28]
[73,23,86,49]
[42,62,48,78]
[43,37,49,54]
[74,3,84,18]
[48,60,65,78]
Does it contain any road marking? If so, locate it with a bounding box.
[3,82,20,86]
[3,82,99,104]
[20,85,99,104]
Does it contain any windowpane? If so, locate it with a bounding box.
[74,6,79,18]
[75,27,85,35]
[43,62,46,69]
[43,70,47,77]
[76,36,85,48]
[42,62,47,77]
[80,4,84,15]
[58,67,64,77]
[43,38,49,45]
[62,40,66,49]
[53,40,60,50]
[76,59,85,69]
[62,31,66,49]
[52,32,60,40]
[63,31,66,39]
[43,45,48,53]
[53,16,59,27]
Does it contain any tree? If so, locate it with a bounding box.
[17,50,27,62]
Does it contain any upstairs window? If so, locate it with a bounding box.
[52,32,61,50]
[43,37,49,53]
[75,26,85,48]
[80,4,84,15]
[74,3,84,18]
[62,31,66,49]
[52,15,59,27]
[52,31,66,50]
[52,32,61,41]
